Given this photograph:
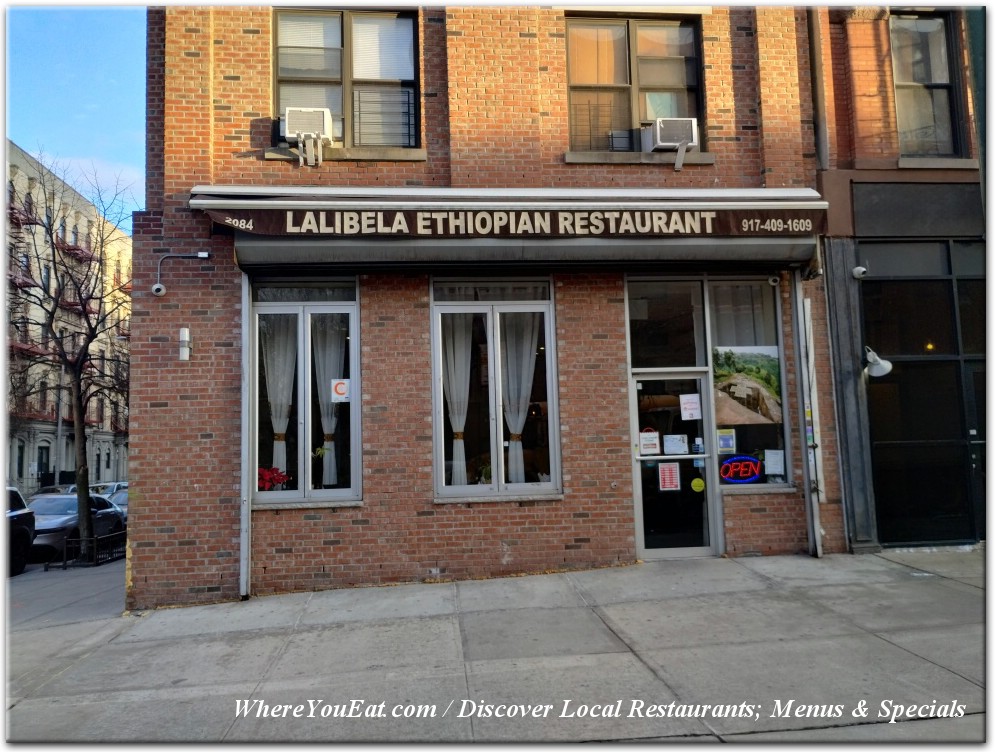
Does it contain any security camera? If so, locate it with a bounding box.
[767,276,780,287]
[151,283,167,297]
[851,266,868,280]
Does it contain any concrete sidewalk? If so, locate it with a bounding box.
[6,548,985,742]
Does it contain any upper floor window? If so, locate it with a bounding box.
[890,13,961,157]
[275,10,418,148]
[567,17,700,152]
[16,316,30,344]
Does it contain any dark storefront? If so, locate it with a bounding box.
[826,180,985,548]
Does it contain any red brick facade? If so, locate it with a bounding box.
[128,6,855,609]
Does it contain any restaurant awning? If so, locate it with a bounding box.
[188,186,828,272]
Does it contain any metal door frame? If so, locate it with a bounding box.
[630,369,723,559]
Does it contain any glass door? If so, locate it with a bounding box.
[632,373,717,556]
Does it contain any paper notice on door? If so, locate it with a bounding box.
[764,449,785,476]
[663,434,689,455]
[679,393,702,421]
[717,429,737,454]
[639,429,661,455]
[658,463,681,491]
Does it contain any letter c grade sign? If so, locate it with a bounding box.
[331,379,351,403]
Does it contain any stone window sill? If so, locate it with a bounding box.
[265,146,428,162]
[720,484,798,495]
[253,499,363,510]
[565,150,716,166]
[434,493,564,505]
[898,157,980,170]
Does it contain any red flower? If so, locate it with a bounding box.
[258,467,290,491]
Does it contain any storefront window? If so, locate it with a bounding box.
[627,278,788,486]
[708,282,786,485]
[433,281,560,497]
[253,285,360,502]
[627,281,705,368]
[862,280,956,356]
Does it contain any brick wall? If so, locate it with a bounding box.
[142,6,826,194]
[755,7,817,188]
[720,272,846,558]
[248,273,635,595]
[128,6,845,608]
[838,10,901,166]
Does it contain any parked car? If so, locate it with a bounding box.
[28,494,125,561]
[91,481,128,496]
[29,484,76,499]
[7,487,35,576]
[108,489,129,525]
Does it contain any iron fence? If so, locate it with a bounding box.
[45,530,127,570]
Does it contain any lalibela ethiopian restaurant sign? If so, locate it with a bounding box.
[207,207,826,239]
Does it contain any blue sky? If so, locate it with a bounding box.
[6,6,147,227]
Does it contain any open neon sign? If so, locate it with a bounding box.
[720,455,763,483]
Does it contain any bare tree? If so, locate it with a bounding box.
[7,148,132,552]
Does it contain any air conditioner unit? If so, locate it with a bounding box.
[282,107,335,144]
[281,107,341,167]
[641,118,699,152]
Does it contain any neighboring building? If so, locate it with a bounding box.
[819,8,985,549]
[128,5,980,610]
[6,140,132,496]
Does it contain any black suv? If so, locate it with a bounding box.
[8,487,35,575]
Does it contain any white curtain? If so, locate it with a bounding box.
[312,314,347,487]
[441,313,474,485]
[709,283,776,346]
[260,314,297,479]
[500,311,541,483]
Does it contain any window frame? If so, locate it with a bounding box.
[250,288,362,507]
[273,8,420,149]
[566,15,703,153]
[626,276,793,490]
[431,280,563,501]
[705,279,791,488]
[889,11,965,158]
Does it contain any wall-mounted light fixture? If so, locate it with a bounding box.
[153,251,210,297]
[179,328,192,361]
[864,345,892,377]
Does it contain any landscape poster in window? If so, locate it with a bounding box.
[712,346,782,425]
